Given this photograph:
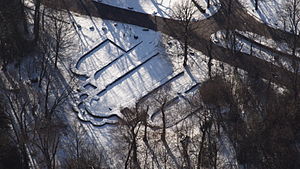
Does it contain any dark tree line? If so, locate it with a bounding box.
[0,0,30,69]
[0,0,99,168]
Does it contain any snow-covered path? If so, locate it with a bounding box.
[69,14,200,126]
[67,10,217,126]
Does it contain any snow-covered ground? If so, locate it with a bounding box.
[239,0,294,31]
[64,0,237,132]
[13,0,296,168]
[95,0,221,20]
[69,10,232,127]
[51,0,300,167]
[69,14,172,125]
[236,30,299,57]
[54,1,298,166]
[65,3,234,128]
[239,0,281,27]
[211,30,298,72]
[61,10,223,167]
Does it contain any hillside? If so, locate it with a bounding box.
[0,0,300,169]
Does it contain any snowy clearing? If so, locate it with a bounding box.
[68,11,222,126]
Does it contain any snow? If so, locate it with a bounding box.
[59,13,188,166]
[236,30,298,56]
[239,0,282,27]
[211,30,298,72]
[21,0,292,167]
[239,0,297,32]
[67,6,237,128]
[15,0,298,167]
[75,40,125,75]
[68,14,173,124]
[95,0,221,20]
[66,7,230,129]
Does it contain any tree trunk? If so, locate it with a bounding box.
[143,118,161,169]
[181,137,191,169]
[33,0,41,44]
[21,144,30,169]
[132,136,141,169]
[183,35,188,67]
[160,104,180,169]
[255,0,259,10]
[124,143,133,169]
[19,0,29,35]
[55,41,60,68]
[197,127,207,169]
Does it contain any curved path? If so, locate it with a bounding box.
[49,0,300,90]
[41,0,300,127]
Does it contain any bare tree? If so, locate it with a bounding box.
[33,0,41,44]
[149,90,182,169]
[172,0,197,67]
[0,0,29,68]
[118,104,147,169]
[0,1,74,169]
[46,8,73,68]
[254,0,259,10]
[214,30,243,61]
[1,89,31,169]
[282,0,300,100]
[252,0,268,11]
[31,114,66,169]
[29,72,72,168]
[63,123,108,169]
[207,0,211,8]
[0,97,24,169]
[283,0,300,56]
[206,41,214,79]
[37,6,74,68]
